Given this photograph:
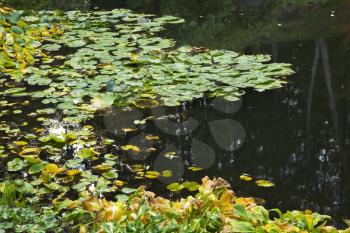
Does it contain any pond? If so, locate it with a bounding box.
[2,0,350,229]
[92,0,350,226]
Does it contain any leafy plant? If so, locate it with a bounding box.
[0,205,59,233]
[0,181,17,206]
[55,177,350,233]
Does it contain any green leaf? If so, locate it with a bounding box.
[229,220,255,232]
[7,158,27,171]
[121,187,137,194]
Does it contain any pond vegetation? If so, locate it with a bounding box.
[0,1,350,232]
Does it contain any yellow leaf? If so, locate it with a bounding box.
[14,141,28,146]
[82,196,103,212]
[240,174,253,181]
[235,197,256,206]
[305,214,313,231]
[24,157,41,164]
[188,166,203,171]
[93,164,112,171]
[129,53,138,62]
[162,170,173,177]
[122,128,137,133]
[121,145,140,153]
[79,225,87,233]
[66,169,80,176]
[145,171,161,179]
[114,180,125,187]
[145,135,159,141]
[98,200,125,222]
[255,179,274,187]
[41,163,59,180]
[19,147,40,158]
[132,164,145,172]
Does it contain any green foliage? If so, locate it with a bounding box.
[0,177,348,233]
[0,181,17,206]
[0,7,62,79]
[57,177,349,233]
[0,205,59,233]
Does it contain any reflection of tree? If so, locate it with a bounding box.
[320,39,340,145]
[304,37,344,216]
[306,40,320,157]
[307,38,340,155]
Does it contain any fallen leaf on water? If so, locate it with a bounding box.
[188,166,203,172]
[121,145,141,153]
[255,179,275,187]
[240,174,253,181]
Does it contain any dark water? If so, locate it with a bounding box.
[6,0,350,227]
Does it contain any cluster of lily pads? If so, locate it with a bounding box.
[1,8,293,123]
[0,7,293,202]
[0,6,62,78]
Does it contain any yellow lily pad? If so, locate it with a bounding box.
[255,179,275,187]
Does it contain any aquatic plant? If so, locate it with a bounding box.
[0,7,63,78]
[0,8,294,123]
[0,205,59,233]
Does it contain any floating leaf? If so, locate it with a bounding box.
[102,170,119,179]
[121,187,137,194]
[115,194,128,202]
[66,169,81,176]
[145,135,160,141]
[28,163,46,174]
[44,182,62,190]
[255,179,275,187]
[145,171,161,179]
[66,40,87,48]
[41,164,60,181]
[121,145,141,153]
[78,148,99,160]
[167,182,184,192]
[39,134,65,143]
[14,141,28,146]
[182,181,199,191]
[19,147,40,158]
[240,174,253,182]
[91,94,116,110]
[94,164,113,171]
[162,170,173,177]
[7,158,27,171]
[188,166,203,172]
[42,43,61,51]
